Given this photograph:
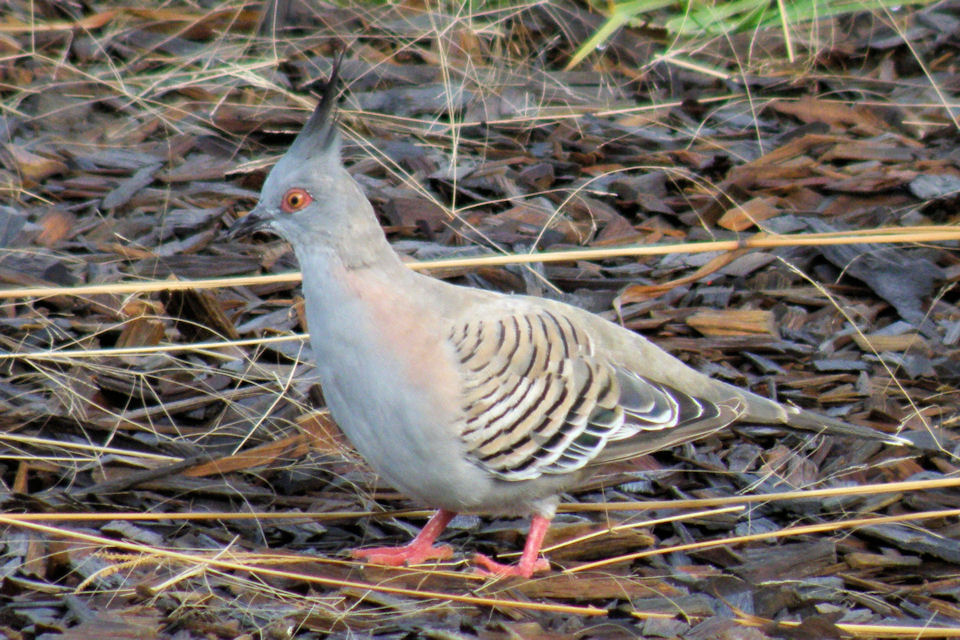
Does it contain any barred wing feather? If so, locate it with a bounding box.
[448,308,739,481]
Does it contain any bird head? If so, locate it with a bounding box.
[230,56,382,255]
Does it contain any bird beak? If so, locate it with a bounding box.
[228,204,273,239]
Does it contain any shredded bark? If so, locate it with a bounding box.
[1,1,959,637]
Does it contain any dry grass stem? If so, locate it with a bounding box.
[568,507,960,573]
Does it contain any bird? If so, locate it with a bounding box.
[230,58,909,578]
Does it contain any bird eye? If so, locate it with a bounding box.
[281,188,313,213]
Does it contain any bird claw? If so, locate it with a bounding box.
[472,553,551,578]
[352,543,454,567]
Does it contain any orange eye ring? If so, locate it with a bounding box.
[281,188,313,213]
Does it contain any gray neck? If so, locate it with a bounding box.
[332,219,405,272]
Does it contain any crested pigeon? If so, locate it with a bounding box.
[230,59,908,578]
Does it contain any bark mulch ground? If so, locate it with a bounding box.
[1,1,960,638]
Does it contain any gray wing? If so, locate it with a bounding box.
[447,307,740,481]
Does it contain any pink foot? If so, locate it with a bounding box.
[352,542,453,566]
[352,509,456,568]
[473,552,551,578]
[472,513,554,578]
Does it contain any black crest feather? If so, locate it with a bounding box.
[289,52,343,158]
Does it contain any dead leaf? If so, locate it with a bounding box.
[686,309,778,337]
[36,209,75,247]
[717,197,780,231]
[617,248,749,304]
[2,144,67,182]
[770,96,889,135]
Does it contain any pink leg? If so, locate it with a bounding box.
[352,509,456,567]
[473,513,552,578]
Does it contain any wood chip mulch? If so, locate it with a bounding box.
[1,1,959,638]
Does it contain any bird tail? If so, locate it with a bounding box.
[723,380,910,446]
[780,405,910,446]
